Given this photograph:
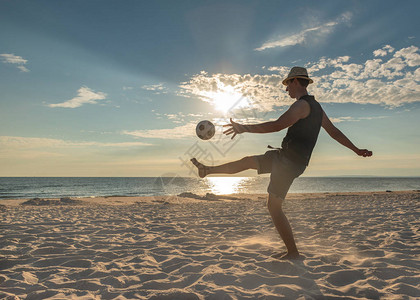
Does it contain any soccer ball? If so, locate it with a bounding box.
[196,120,215,140]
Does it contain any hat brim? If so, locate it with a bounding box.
[282,76,314,86]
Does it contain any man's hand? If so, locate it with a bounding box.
[223,118,247,139]
[356,149,373,157]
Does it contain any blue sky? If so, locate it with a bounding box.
[1,0,419,177]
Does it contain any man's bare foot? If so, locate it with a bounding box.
[272,251,300,260]
[191,158,209,178]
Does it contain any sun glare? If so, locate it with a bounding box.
[209,86,249,113]
[206,177,246,195]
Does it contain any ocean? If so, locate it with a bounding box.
[0,177,419,199]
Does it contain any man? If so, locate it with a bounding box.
[191,66,372,259]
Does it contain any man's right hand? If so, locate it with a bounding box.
[223,118,247,139]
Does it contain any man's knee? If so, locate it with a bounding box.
[240,156,258,170]
[267,193,284,212]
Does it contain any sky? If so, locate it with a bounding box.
[0,0,419,177]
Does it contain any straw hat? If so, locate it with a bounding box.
[282,66,313,86]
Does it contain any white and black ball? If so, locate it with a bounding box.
[196,120,215,140]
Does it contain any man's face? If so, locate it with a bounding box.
[285,78,296,98]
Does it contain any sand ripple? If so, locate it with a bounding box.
[1,191,419,299]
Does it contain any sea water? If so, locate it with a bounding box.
[0,177,419,199]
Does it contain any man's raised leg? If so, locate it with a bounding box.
[191,156,257,178]
[267,193,300,259]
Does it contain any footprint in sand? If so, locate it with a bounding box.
[325,269,366,286]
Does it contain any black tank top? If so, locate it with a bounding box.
[281,95,323,166]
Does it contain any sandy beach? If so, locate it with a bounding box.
[0,191,419,299]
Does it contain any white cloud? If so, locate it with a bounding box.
[181,45,420,109]
[329,117,356,123]
[329,116,387,123]
[0,53,27,64]
[157,112,207,124]
[141,83,168,94]
[255,12,352,51]
[48,86,107,108]
[306,56,351,73]
[305,45,420,106]
[0,53,30,72]
[266,66,290,74]
[0,136,152,149]
[123,123,196,139]
[179,71,291,112]
[373,45,395,57]
[162,112,198,124]
[17,65,30,72]
[394,46,420,67]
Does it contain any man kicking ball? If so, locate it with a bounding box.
[191,66,372,259]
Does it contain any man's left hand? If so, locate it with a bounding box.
[356,149,373,157]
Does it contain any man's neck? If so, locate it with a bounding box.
[295,89,308,100]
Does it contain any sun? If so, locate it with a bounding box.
[209,86,249,113]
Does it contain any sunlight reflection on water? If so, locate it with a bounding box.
[205,177,255,194]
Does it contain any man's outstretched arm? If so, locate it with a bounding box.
[223,100,309,139]
[321,111,372,157]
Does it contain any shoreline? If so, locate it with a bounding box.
[1,190,419,206]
